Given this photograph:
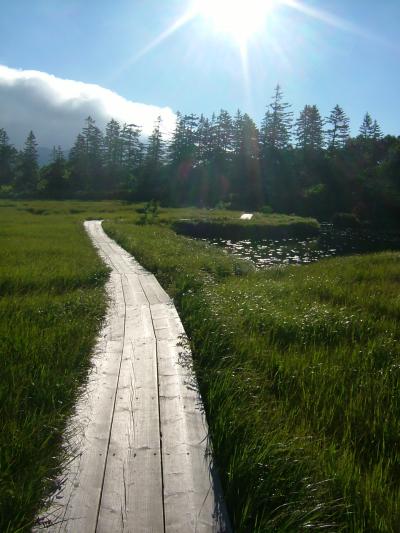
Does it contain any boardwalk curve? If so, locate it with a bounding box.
[36,220,230,532]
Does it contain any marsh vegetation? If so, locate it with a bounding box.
[1,200,399,532]
[105,217,400,532]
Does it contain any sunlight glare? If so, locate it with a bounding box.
[196,0,277,42]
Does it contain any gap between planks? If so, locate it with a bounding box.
[35,220,230,533]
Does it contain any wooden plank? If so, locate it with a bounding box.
[96,338,164,533]
[35,272,125,532]
[155,315,231,533]
[139,274,170,305]
[86,222,164,532]
[36,220,230,532]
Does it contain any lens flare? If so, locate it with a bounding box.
[196,0,277,42]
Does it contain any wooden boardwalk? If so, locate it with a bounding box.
[36,220,230,533]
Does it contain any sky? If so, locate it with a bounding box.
[0,0,399,148]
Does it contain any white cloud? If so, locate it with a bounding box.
[0,65,176,148]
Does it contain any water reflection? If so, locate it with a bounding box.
[205,226,400,268]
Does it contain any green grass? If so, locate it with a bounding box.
[133,204,320,239]
[0,206,109,532]
[104,218,400,532]
[2,200,398,532]
[168,211,319,239]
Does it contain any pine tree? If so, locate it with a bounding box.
[104,119,122,170]
[121,123,143,171]
[0,128,17,186]
[137,116,165,200]
[371,119,383,140]
[260,84,293,150]
[195,114,213,164]
[167,112,198,165]
[232,110,244,156]
[359,112,374,139]
[69,133,87,192]
[167,112,185,165]
[232,112,262,208]
[78,116,103,190]
[145,116,164,168]
[325,105,350,150]
[39,145,68,198]
[295,105,324,150]
[213,109,233,157]
[15,130,39,194]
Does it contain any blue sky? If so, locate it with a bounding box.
[0,0,399,144]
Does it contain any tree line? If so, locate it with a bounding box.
[1,85,399,223]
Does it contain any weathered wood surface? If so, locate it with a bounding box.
[35,220,230,532]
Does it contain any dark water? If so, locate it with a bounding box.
[205,225,400,268]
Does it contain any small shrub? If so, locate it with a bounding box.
[260,205,274,214]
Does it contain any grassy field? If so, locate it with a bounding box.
[104,219,400,532]
[133,202,320,238]
[0,204,109,532]
[1,200,399,531]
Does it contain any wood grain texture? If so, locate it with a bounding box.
[35,220,230,532]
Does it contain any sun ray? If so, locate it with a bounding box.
[109,0,398,88]
[133,8,197,62]
[108,7,197,81]
[238,40,252,107]
[283,0,371,37]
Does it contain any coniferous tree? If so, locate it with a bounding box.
[15,131,39,194]
[371,119,383,140]
[233,113,262,208]
[295,105,324,150]
[103,119,123,191]
[0,128,17,186]
[359,112,374,139]
[145,116,164,168]
[260,84,293,151]
[69,133,87,193]
[195,114,213,164]
[137,116,165,200]
[121,123,143,172]
[325,105,350,150]
[104,119,122,170]
[167,112,186,166]
[39,146,68,198]
[82,116,103,190]
[212,110,233,157]
[204,110,234,205]
[232,110,244,157]
[168,113,199,164]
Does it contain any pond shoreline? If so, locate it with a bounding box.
[203,226,400,268]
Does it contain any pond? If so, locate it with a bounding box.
[205,225,400,268]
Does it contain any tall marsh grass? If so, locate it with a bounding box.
[105,219,400,532]
[1,200,398,531]
[0,206,109,532]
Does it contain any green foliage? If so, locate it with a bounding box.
[326,104,350,150]
[260,84,293,150]
[1,200,399,531]
[1,94,399,224]
[295,104,324,150]
[103,218,400,532]
[138,199,160,224]
[0,206,109,531]
[259,204,274,214]
[171,215,319,239]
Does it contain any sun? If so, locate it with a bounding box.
[195,0,277,42]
